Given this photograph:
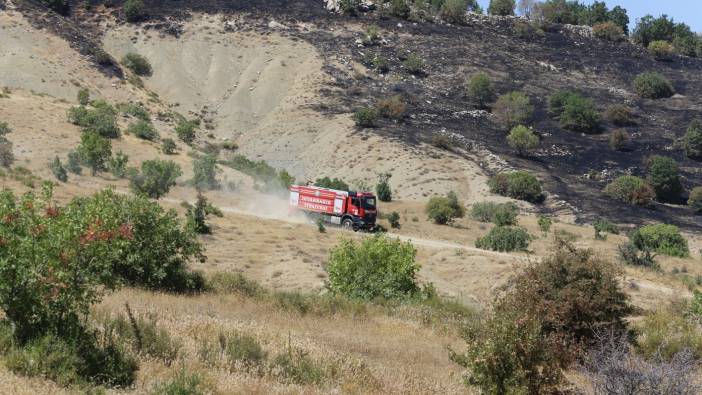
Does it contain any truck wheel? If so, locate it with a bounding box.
[341,219,354,231]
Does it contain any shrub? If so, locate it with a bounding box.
[466,72,496,109]
[327,235,419,300]
[0,140,14,168]
[646,155,683,201]
[207,272,266,298]
[648,40,675,61]
[119,102,150,121]
[426,191,464,225]
[488,171,543,203]
[314,177,349,191]
[66,150,82,175]
[475,226,530,252]
[0,121,10,138]
[507,125,539,156]
[152,371,207,395]
[129,159,182,199]
[684,119,702,159]
[634,72,674,99]
[192,154,219,191]
[548,91,600,133]
[223,155,276,182]
[186,193,211,234]
[270,347,325,385]
[161,138,177,155]
[538,215,552,233]
[604,104,636,126]
[441,0,467,24]
[592,21,624,41]
[618,241,658,269]
[630,223,689,258]
[488,0,515,15]
[389,0,410,18]
[493,91,534,129]
[513,21,543,39]
[353,107,379,127]
[123,0,145,22]
[376,173,392,202]
[68,102,120,138]
[77,88,90,105]
[403,53,425,75]
[593,219,618,240]
[604,176,655,207]
[122,53,152,76]
[127,120,158,141]
[431,133,452,150]
[104,309,181,365]
[689,187,702,214]
[635,307,702,360]
[609,129,629,151]
[175,119,198,144]
[632,14,677,46]
[78,131,112,175]
[388,211,401,228]
[470,201,518,226]
[48,156,68,182]
[107,149,129,178]
[450,308,561,394]
[376,95,406,120]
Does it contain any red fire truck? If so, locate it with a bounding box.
[289,185,377,231]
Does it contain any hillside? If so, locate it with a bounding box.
[1,0,702,393]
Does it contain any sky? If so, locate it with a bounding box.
[476,0,702,33]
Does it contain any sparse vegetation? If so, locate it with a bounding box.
[506,125,539,156]
[604,104,636,126]
[122,53,152,76]
[689,186,702,214]
[402,53,425,75]
[327,235,419,300]
[175,119,199,144]
[48,156,68,182]
[118,102,150,121]
[0,140,14,168]
[376,173,392,202]
[376,95,406,120]
[77,88,89,105]
[388,211,401,228]
[475,226,530,252]
[425,191,464,225]
[488,171,543,203]
[538,215,552,233]
[66,150,82,174]
[353,107,379,127]
[129,159,182,199]
[192,154,219,191]
[648,40,675,61]
[646,155,683,201]
[593,219,618,240]
[604,175,655,207]
[592,21,624,41]
[635,306,702,360]
[493,91,534,129]
[634,72,674,99]
[440,0,468,24]
[161,138,177,155]
[466,72,495,109]
[127,120,158,141]
[470,201,518,226]
[684,119,702,159]
[488,0,515,15]
[609,129,629,151]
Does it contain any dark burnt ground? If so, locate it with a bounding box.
[15,0,702,230]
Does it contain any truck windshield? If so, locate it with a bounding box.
[362,198,376,210]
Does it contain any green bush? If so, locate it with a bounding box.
[475,226,530,252]
[633,72,674,99]
[630,223,689,258]
[604,175,655,207]
[689,186,702,214]
[466,72,496,109]
[684,119,702,159]
[507,125,539,156]
[118,102,150,121]
[127,120,158,141]
[123,0,145,22]
[441,0,468,24]
[175,119,198,144]
[129,159,182,199]
[635,307,702,360]
[122,53,152,76]
[426,191,464,224]
[646,155,683,201]
[592,21,624,41]
[77,88,90,105]
[186,194,212,234]
[493,91,534,130]
[192,154,219,191]
[402,53,425,75]
[470,201,518,226]
[488,0,514,15]
[78,131,112,174]
[618,241,658,269]
[632,14,695,48]
[604,104,636,126]
[353,107,379,127]
[102,310,181,365]
[593,219,618,240]
[314,177,349,191]
[68,102,120,139]
[376,173,392,202]
[538,216,552,233]
[548,91,600,133]
[48,156,68,182]
[388,211,401,228]
[648,40,675,61]
[609,129,629,151]
[66,150,82,175]
[161,138,177,155]
[327,235,419,300]
[223,155,276,182]
[488,171,543,203]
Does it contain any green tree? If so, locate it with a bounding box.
[488,171,543,203]
[488,0,515,16]
[77,132,112,175]
[604,176,655,207]
[122,53,152,76]
[507,125,539,156]
[192,154,219,191]
[66,151,82,175]
[549,91,600,133]
[630,224,689,258]
[129,160,182,199]
[684,119,702,159]
[376,173,392,202]
[466,73,496,109]
[647,155,682,201]
[327,235,419,300]
[426,192,465,225]
[493,91,534,130]
[633,72,674,99]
